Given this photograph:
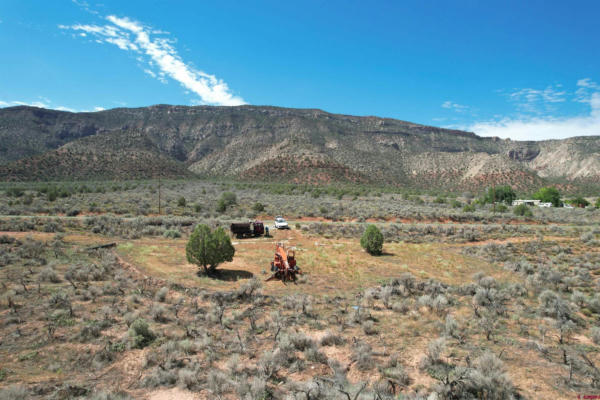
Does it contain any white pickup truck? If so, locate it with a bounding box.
[274,216,289,229]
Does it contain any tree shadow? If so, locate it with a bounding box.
[379,251,395,257]
[197,269,254,282]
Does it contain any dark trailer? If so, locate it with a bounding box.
[230,221,264,238]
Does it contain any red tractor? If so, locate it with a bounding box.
[266,243,301,283]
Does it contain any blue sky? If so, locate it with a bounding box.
[1,0,599,140]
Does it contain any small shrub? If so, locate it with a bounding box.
[494,204,508,213]
[155,287,168,302]
[379,355,411,388]
[591,327,600,345]
[79,321,102,341]
[150,304,169,322]
[420,338,445,370]
[514,203,533,217]
[216,192,237,212]
[177,197,186,207]
[463,204,476,212]
[39,266,61,283]
[320,331,345,346]
[362,320,378,335]
[162,229,181,238]
[0,385,28,400]
[128,318,155,349]
[466,352,516,399]
[352,341,374,371]
[252,202,265,212]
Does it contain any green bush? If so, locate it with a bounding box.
[216,192,237,212]
[194,203,202,212]
[216,199,227,213]
[463,204,476,212]
[252,202,265,212]
[186,224,235,274]
[413,196,424,204]
[495,204,508,213]
[513,204,533,217]
[434,196,446,204]
[128,318,155,349]
[360,224,383,255]
[596,198,600,208]
[6,187,24,197]
[177,197,186,207]
[163,229,181,238]
[451,200,462,208]
[221,192,237,205]
[47,188,58,202]
[568,196,589,208]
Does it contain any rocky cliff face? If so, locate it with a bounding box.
[0,105,598,191]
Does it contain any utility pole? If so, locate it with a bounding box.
[158,174,162,215]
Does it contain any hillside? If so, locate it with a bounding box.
[0,105,598,191]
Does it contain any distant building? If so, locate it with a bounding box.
[538,202,552,207]
[512,199,540,206]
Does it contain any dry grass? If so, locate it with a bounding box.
[115,228,514,298]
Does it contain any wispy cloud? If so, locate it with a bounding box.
[60,15,246,106]
[575,78,600,104]
[506,84,566,114]
[71,0,99,16]
[468,79,600,141]
[441,100,469,112]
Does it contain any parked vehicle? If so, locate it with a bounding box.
[274,216,289,229]
[230,220,264,238]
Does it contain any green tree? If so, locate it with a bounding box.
[186,224,235,274]
[177,196,186,207]
[569,196,589,208]
[360,224,384,255]
[533,187,561,207]
[252,202,265,212]
[484,185,516,205]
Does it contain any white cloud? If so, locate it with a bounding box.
[71,0,99,16]
[468,92,600,141]
[441,101,468,112]
[55,106,77,112]
[0,99,106,113]
[507,85,566,114]
[59,15,246,106]
[575,78,600,103]
[12,100,50,108]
